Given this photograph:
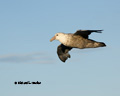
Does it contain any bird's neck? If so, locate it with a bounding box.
[58,34,70,46]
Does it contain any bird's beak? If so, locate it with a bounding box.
[50,36,56,42]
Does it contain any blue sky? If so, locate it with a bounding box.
[0,0,120,96]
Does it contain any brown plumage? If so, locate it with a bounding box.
[50,30,106,62]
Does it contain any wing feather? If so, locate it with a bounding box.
[57,44,72,62]
[74,30,102,39]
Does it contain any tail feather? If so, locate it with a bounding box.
[85,40,106,48]
[98,42,106,47]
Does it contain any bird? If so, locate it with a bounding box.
[50,30,106,62]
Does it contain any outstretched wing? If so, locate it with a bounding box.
[57,44,72,62]
[74,30,102,39]
[57,30,103,62]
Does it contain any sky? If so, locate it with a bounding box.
[0,0,120,96]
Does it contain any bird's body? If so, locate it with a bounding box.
[50,30,106,62]
[60,34,104,49]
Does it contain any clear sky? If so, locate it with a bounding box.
[0,0,120,96]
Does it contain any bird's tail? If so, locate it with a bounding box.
[94,42,106,48]
[84,39,106,48]
[98,42,106,47]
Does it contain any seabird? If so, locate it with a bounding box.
[50,30,106,62]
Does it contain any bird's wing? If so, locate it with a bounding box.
[57,44,72,62]
[74,30,103,39]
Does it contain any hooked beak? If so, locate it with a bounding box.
[50,36,56,42]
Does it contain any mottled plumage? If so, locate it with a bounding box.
[50,30,106,62]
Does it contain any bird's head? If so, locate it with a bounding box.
[50,33,66,42]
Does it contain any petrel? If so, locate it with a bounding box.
[50,30,106,62]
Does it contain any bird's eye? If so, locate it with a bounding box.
[56,34,58,36]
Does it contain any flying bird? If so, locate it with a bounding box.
[50,30,106,62]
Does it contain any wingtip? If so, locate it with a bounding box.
[96,30,103,33]
[60,59,66,63]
